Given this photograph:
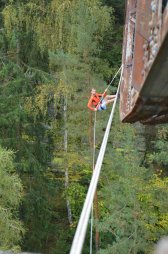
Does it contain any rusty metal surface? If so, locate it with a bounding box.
[120,0,168,124]
[120,0,137,121]
[132,0,151,93]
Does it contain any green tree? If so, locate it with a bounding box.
[146,125,168,169]
[98,113,168,254]
[100,0,125,72]
[1,0,116,253]
[0,146,24,251]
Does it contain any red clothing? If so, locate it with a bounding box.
[87,92,106,111]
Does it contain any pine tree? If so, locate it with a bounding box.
[1,0,115,253]
[98,112,168,254]
[0,146,24,251]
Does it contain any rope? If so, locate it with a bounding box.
[89,66,121,253]
[90,205,93,254]
[96,65,122,110]
[107,65,123,88]
[93,112,97,170]
[70,65,123,254]
[90,111,96,254]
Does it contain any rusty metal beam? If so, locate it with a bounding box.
[120,0,168,124]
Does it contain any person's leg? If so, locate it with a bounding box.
[105,95,116,100]
[105,98,115,105]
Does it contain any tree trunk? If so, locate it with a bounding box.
[16,29,20,66]
[94,192,99,253]
[64,95,73,225]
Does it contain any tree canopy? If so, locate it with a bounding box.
[0,1,168,253]
[0,147,24,251]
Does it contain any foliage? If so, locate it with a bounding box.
[0,0,116,253]
[98,113,168,254]
[147,125,168,168]
[0,146,24,251]
[1,1,168,254]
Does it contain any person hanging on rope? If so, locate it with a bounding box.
[87,88,116,112]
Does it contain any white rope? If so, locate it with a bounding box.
[89,67,121,253]
[96,65,123,110]
[70,65,123,254]
[90,111,96,254]
[107,65,123,88]
[93,112,97,170]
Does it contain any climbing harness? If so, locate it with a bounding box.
[70,65,123,254]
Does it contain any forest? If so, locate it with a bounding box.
[0,0,168,253]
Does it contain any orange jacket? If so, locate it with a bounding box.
[87,92,106,111]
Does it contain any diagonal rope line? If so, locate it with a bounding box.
[70,65,123,254]
[96,66,122,110]
[90,66,122,254]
